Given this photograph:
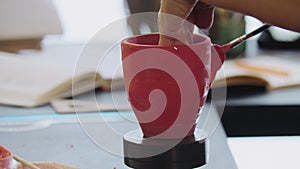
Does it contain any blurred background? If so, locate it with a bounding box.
[40,0,300,58]
[2,0,298,53]
[1,1,300,169]
[41,0,264,44]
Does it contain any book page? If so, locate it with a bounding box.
[0,53,96,107]
[213,56,300,91]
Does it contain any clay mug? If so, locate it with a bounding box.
[121,33,225,139]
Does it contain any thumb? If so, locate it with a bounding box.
[158,0,197,45]
[160,0,196,19]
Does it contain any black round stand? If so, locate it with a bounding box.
[123,129,207,169]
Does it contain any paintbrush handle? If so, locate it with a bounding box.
[229,24,271,49]
[13,154,41,169]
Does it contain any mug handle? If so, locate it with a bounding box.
[210,44,227,81]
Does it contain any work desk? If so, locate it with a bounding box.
[1,41,300,169]
[1,100,300,169]
[0,112,136,168]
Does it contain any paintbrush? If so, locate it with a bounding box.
[217,24,271,53]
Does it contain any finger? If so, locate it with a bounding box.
[159,0,197,45]
[160,0,196,19]
[159,34,185,45]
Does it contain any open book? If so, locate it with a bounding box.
[213,55,300,91]
[0,54,121,107]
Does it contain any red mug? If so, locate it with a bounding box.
[121,33,225,139]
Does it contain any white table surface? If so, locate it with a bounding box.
[228,136,300,169]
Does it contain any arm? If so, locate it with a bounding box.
[203,0,300,32]
[158,0,300,45]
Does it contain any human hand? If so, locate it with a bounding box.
[158,0,215,45]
